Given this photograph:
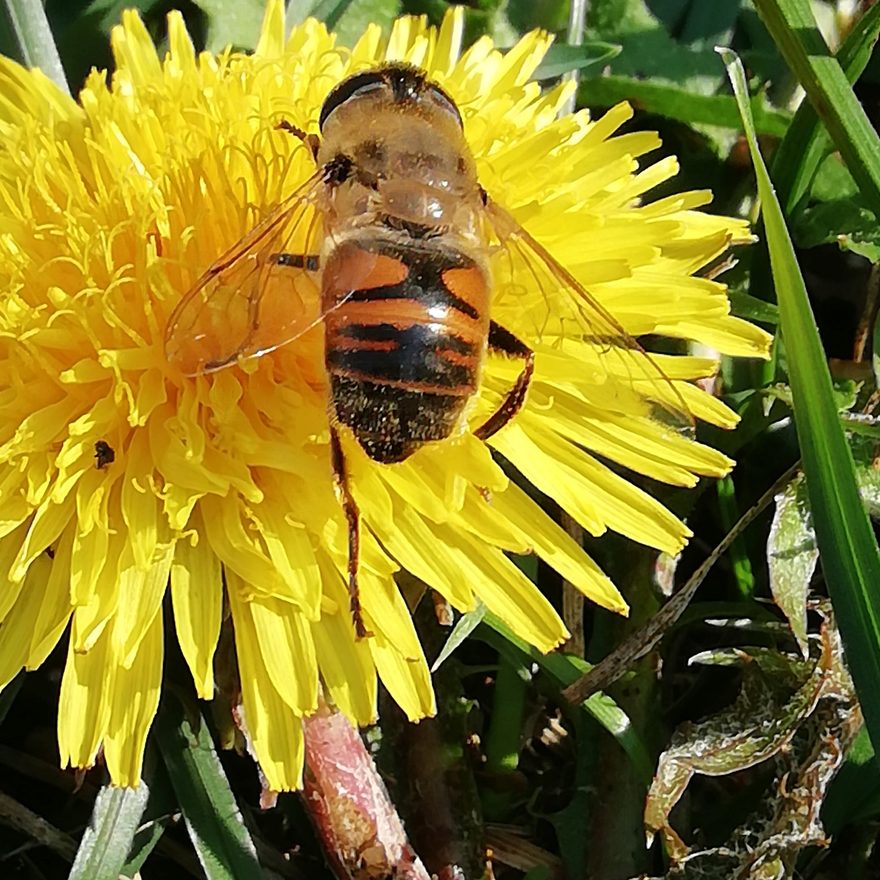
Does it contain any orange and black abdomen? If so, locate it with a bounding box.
[323,235,490,463]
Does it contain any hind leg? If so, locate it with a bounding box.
[330,425,372,639]
[475,321,535,441]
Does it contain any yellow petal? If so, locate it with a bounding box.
[170,515,222,699]
[104,607,163,786]
[27,526,75,667]
[311,552,377,725]
[370,632,436,722]
[491,481,627,614]
[58,617,112,771]
[0,553,54,688]
[249,596,318,715]
[227,573,305,791]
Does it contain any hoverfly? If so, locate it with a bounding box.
[165,63,690,638]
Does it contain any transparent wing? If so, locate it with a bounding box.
[164,171,330,376]
[484,197,694,432]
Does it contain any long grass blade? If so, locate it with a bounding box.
[69,784,150,880]
[156,695,263,880]
[770,2,880,216]
[754,0,880,215]
[721,47,880,758]
[0,0,68,93]
[480,614,654,785]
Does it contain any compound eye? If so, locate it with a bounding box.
[320,71,388,129]
[426,84,463,128]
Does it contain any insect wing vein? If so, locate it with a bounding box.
[485,197,694,432]
[164,171,327,375]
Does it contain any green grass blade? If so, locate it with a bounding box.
[484,654,528,775]
[770,2,880,215]
[0,0,68,93]
[744,3,880,390]
[721,47,880,758]
[754,0,880,215]
[69,784,150,880]
[728,289,779,324]
[156,695,263,880]
[480,613,654,785]
[0,671,23,727]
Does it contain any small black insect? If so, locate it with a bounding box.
[94,440,115,469]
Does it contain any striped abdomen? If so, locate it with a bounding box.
[323,234,490,463]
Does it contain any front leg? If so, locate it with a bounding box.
[275,119,321,161]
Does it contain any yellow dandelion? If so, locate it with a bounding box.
[0,2,771,790]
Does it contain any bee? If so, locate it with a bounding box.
[165,63,688,638]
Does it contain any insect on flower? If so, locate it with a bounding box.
[94,439,115,469]
[164,63,692,639]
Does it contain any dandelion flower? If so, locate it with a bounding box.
[0,1,772,789]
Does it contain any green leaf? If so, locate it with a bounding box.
[793,197,880,261]
[769,379,860,415]
[578,75,790,135]
[677,0,742,49]
[311,0,401,45]
[842,413,880,441]
[484,654,528,776]
[874,314,880,402]
[287,0,316,23]
[120,755,179,878]
[431,604,486,672]
[754,0,880,217]
[309,0,356,27]
[532,41,622,80]
[586,0,721,91]
[156,695,263,880]
[811,154,859,205]
[646,658,818,850]
[508,0,568,33]
[716,474,756,598]
[192,0,267,51]
[69,784,151,880]
[0,0,68,92]
[120,817,169,878]
[850,432,880,517]
[646,621,855,864]
[723,46,880,762]
[838,235,880,264]
[767,474,816,656]
[823,727,880,832]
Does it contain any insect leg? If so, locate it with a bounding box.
[270,253,321,271]
[330,425,372,639]
[474,321,535,441]
[275,119,321,161]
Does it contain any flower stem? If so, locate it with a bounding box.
[586,543,659,880]
[715,475,756,598]
[482,653,527,819]
[561,0,589,115]
[0,0,68,94]
[378,594,486,880]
